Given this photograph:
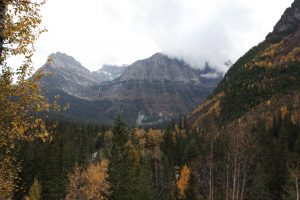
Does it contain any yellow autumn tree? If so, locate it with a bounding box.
[25,178,41,200]
[0,0,49,198]
[66,160,110,200]
[177,165,191,199]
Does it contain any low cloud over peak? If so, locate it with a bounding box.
[34,0,293,73]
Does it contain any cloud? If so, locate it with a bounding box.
[99,0,293,72]
[33,0,294,72]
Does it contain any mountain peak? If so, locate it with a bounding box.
[37,52,100,99]
[149,52,167,58]
[266,0,300,41]
[45,52,89,72]
[118,53,205,83]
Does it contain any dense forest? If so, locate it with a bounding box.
[1,0,300,199]
[9,114,300,199]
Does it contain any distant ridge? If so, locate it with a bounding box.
[35,52,222,125]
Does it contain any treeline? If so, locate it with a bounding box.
[14,120,108,199]
[14,111,300,200]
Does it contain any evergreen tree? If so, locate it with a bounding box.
[249,163,271,200]
[160,126,176,199]
[185,171,201,200]
[135,158,155,200]
[183,139,199,164]
[108,115,137,200]
[41,142,60,200]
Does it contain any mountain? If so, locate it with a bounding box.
[92,64,127,82]
[118,53,221,83]
[37,52,222,125]
[185,2,300,198]
[188,0,300,130]
[95,53,222,125]
[38,52,100,100]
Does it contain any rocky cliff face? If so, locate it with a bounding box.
[266,0,300,42]
[39,52,100,99]
[118,53,221,83]
[94,53,222,125]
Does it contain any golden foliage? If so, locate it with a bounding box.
[104,130,113,140]
[126,140,140,167]
[146,129,164,164]
[291,111,298,125]
[286,47,300,63]
[177,165,191,198]
[0,160,16,200]
[25,178,41,200]
[2,0,47,65]
[66,160,110,200]
[0,0,49,198]
[188,92,225,128]
[190,92,224,116]
[133,128,147,157]
[280,106,288,120]
[250,39,300,69]
[147,129,163,146]
[208,99,221,117]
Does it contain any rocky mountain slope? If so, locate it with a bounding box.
[95,53,222,125]
[38,52,99,99]
[37,52,222,125]
[188,0,300,131]
[118,53,221,83]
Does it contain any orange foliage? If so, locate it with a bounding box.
[177,165,191,198]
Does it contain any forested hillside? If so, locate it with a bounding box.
[1,0,300,199]
[185,0,300,199]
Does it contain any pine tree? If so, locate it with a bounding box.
[249,163,271,200]
[185,171,201,200]
[108,115,137,200]
[268,117,289,199]
[183,139,199,164]
[160,126,176,199]
[41,142,59,200]
[135,159,155,200]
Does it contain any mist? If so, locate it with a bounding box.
[34,0,293,72]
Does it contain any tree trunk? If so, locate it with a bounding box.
[232,154,237,200]
[240,162,246,200]
[226,154,230,200]
[209,134,214,200]
[0,0,5,59]
[296,173,299,200]
[236,162,240,200]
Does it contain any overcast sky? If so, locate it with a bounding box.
[32,0,294,72]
